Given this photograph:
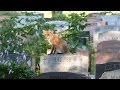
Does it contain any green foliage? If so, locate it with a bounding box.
[1,13,90,48]
[42,23,56,30]
[55,13,89,53]
[52,13,67,21]
[67,12,88,30]
[0,12,51,76]
[0,12,48,55]
[0,17,18,52]
[0,12,90,54]
[0,11,20,16]
[0,60,35,79]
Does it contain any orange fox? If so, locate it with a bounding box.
[43,30,69,54]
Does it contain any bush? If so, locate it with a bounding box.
[0,60,36,79]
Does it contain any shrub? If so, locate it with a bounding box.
[0,60,36,79]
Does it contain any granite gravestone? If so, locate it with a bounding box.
[0,53,32,67]
[98,15,120,26]
[84,18,107,41]
[95,52,120,79]
[93,26,120,48]
[98,31,120,43]
[100,69,120,79]
[40,52,90,78]
[0,53,36,70]
[97,40,120,52]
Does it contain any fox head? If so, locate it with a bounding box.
[43,30,55,40]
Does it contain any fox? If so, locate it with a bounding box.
[43,30,69,54]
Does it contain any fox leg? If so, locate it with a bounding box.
[51,46,56,54]
[50,45,55,54]
[53,47,56,54]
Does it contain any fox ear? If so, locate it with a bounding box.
[50,31,55,34]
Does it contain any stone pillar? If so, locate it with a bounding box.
[93,32,99,49]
